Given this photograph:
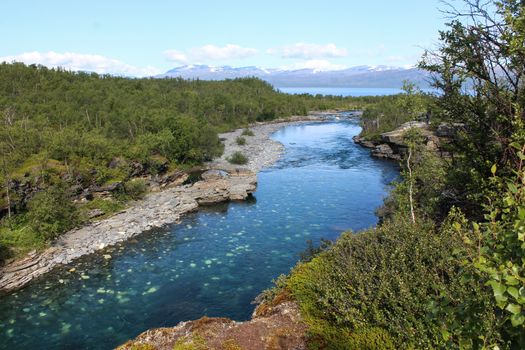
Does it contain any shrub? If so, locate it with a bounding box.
[122,179,148,200]
[241,128,255,136]
[285,214,499,349]
[227,151,248,165]
[235,136,246,145]
[173,335,208,350]
[26,186,80,241]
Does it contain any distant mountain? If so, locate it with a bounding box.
[157,65,430,89]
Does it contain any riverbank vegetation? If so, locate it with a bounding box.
[0,64,380,263]
[358,81,436,141]
[261,1,525,348]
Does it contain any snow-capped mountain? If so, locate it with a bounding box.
[157,65,429,88]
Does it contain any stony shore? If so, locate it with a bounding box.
[118,301,308,350]
[0,114,328,293]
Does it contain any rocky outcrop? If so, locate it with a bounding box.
[0,168,256,293]
[355,121,457,161]
[352,135,376,149]
[117,301,307,350]
[372,143,399,160]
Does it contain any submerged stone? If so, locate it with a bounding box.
[142,286,158,295]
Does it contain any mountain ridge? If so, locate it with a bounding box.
[157,65,430,88]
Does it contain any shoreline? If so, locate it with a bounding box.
[0,114,330,293]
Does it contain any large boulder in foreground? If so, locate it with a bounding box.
[117,301,307,350]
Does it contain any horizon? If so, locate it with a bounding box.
[1,0,448,77]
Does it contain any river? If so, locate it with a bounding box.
[0,119,398,350]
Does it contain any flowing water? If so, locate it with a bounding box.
[0,119,398,350]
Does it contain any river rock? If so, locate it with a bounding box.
[200,169,228,181]
[372,143,400,160]
[356,120,458,161]
[87,209,105,219]
[352,135,376,149]
[117,301,307,350]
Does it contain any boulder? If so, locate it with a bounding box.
[117,301,307,350]
[87,209,105,219]
[92,182,122,193]
[380,121,430,145]
[200,169,228,181]
[436,122,465,138]
[353,135,376,149]
[372,144,400,160]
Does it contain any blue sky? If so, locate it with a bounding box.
[1,0,448,76]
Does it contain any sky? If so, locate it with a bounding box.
[0,0,449,76]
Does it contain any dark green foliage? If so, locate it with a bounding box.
[121,179,148,200]
[298,238,332,263]
[26,186,80,241]
[241,128,254,136]
[359,82,435,141]
[419,0,525,218]
[417,1,525,342]
[235,136,246,145]
[287,214,499,349]
[306,326,396,350]
[379,132,447,222]
[227,152,248,165]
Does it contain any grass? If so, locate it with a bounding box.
[241,128,255,136]
[1,195,129,264]
[0,215,47,263]
[78,198,126,221]
[173,335,208,350]
[235,136,246,145]
[227,151,248,165]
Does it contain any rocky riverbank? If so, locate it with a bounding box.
[118,300,308,350]
[353,121,455,160]
[0,114,328,293]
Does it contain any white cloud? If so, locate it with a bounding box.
[164,44,258,64]
[0,51,161,77]
[280,59,347,72]
[268,43,348,59]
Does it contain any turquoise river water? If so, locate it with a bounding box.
[0,119,398,349]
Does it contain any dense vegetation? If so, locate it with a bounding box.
[359,81,436,140]
[0,64,373,263]
[261,1,525,348]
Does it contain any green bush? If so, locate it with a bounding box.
[241,128,255,136]
[235,136,246,145]
[26,186,80,241]
[227,151,248,165]
[0,215,47,263]
[123,179,148,200]
[285,214,499,349]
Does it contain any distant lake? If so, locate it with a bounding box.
[278,87,405,96]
